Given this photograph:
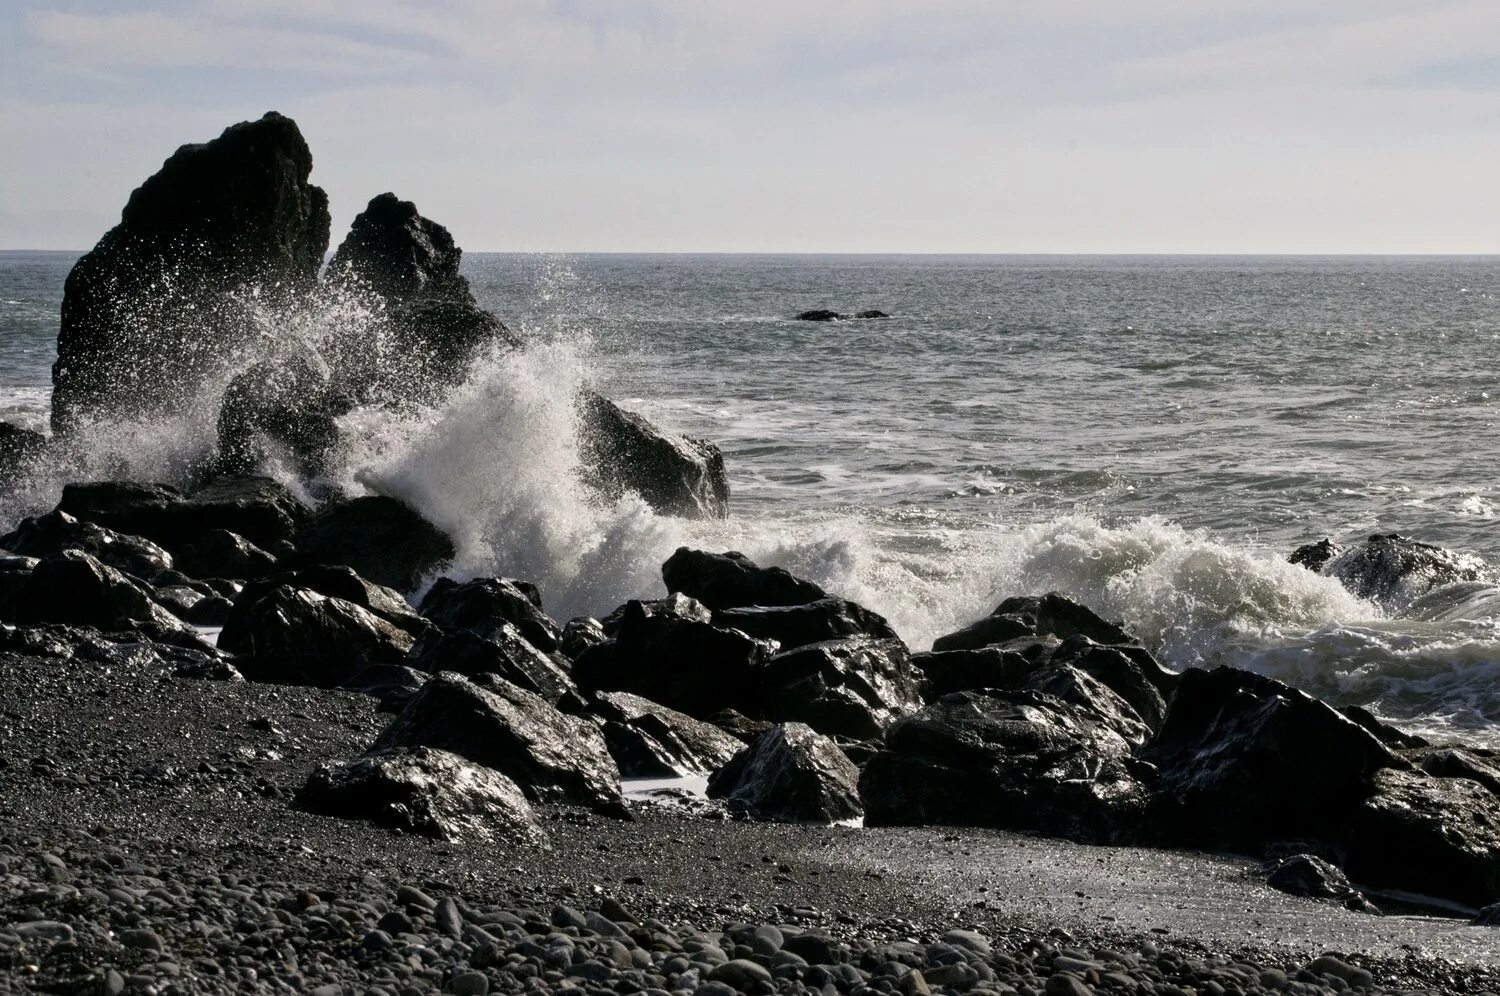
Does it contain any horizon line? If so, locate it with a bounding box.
[5,248,1500,258]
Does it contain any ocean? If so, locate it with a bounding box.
[2,251,1498,744]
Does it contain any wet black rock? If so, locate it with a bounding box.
[1264,854,1379,914]
[758,637,922,739]
[1322,533,1489,611]
[709,709,775,744]
[328,193,518,398]
[1340,704,1430,750]
[57,476,311,559]
[855,310,891,319]
[1,550,187,634]
[1037,637,1173,730]
[0,421,46,468]
[172,528,279,580]
[1289,538,1341,573]
[559,616,607,660]
[910,645,1037,700]
[708,722,863,823]
[52,112,329,434]
[714,598,899,650]
[592,691,745,777]
[0,510,173,579]
[1024,664,1153,747]
[296,494,454,591]
[574,596,770,718]
[406,627,576,705]
[576,390,729,519]
[222,586,417,687]
[1475,902,1500,926]
[338,664,429,712]
[1142,667,1400,849]
[214,354,343,479]
[861,689,1150,841]
[795,310,844,322]
[1412,746,1500,795]
[372,672,622,811]
[221,564,429,648]
[662,547,828,610]
[933,592,1135,652]
[301,745,540,843]
[1344,767,1500,910]
[419,575,560,651]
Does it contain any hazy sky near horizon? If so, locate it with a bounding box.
[4,1,1500,253]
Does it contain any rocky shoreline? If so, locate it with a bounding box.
[1,113,1498,994]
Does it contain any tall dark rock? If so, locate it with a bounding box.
[53,112,330,434]
[577,391,730,519]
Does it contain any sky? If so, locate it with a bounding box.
[4,1,1500,253]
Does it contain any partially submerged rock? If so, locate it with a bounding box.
[661,547,828,610]
[372,672,622,811]
[1289,538,1340,573]
[1322,533,1489,611]
[794,310,844,322]
[301,745,540,843]
[576,391,729,519]
[933,592,1135,652]
[52,112,329,434]
[708,723,863,823]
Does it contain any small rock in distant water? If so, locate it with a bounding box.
[795,310,845,322]
[854,310,890,319]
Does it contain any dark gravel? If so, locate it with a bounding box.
[0,647,1496,995]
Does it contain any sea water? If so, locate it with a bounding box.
[2,251,1497,744]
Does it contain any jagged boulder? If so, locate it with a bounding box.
[1322,533,1490,611]
[52,112,329,434]
[1141,667,1400,849]
[1264,854,1379,913]
[221,564,429,646]
[713,598,898,650]
[0,510,172,579]
[757,637,921,739]
[708,723,863,823]
[574,596,770,718]
[559,617,607,660]
[0,550,188,635]
[1345,768,1500,910]
[910,645,1040,700]
[296,495,454,591]
[576,391,729,519]
[1024,664,1153,747]
[222,586,416,686]
[932,592,1135,652]
[661,548,827,610]
[301,746,540,843]
[326,192,518,399]
[213,354,343,478]
[57,476,311,558]
[171,528,279,580]
[406,626,576,705]
[418,576,560,651]
[860,689,1150,840]
[372,672,622,811]
[592,691,745,778]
